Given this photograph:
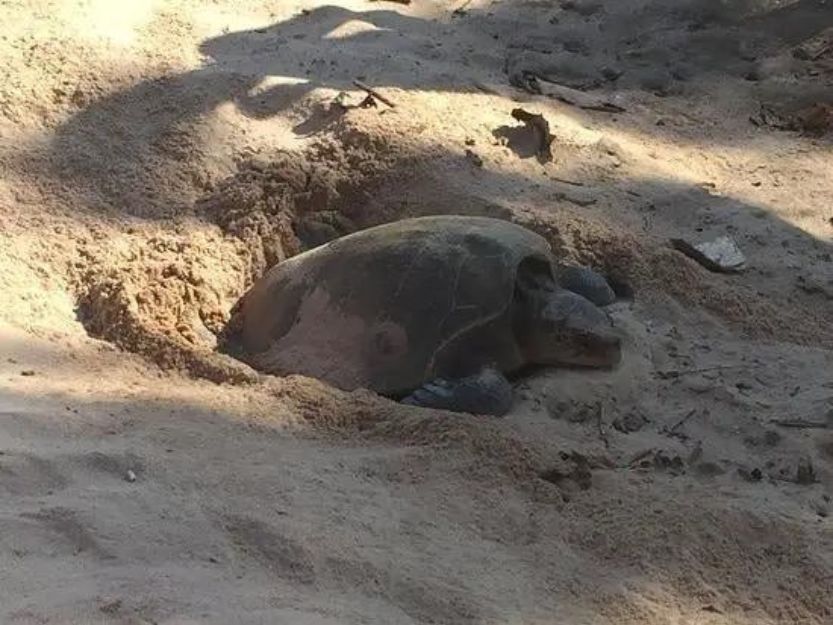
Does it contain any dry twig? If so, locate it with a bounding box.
[353,80,396,108]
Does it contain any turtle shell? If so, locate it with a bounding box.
[219,215,554,395]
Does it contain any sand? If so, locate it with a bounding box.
[1,0,832,623]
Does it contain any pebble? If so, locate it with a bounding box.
[125,469,137,483]
[671,236,746,273]
[683,375,712,394]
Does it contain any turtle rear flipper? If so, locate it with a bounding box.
[401,368,513,416]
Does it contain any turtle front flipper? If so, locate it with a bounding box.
[557,264,616,306]
[401,367,513,416]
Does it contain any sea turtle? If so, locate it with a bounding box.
[219,215,623,415]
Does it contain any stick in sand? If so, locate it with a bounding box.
[771,418,829,430]
[353,80,396,108]
[596,403,610,449]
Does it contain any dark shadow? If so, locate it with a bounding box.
[291,101,350,136]
[492,124,542,160]
[748,0,833,45]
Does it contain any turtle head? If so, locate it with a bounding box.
[519,290,622,368]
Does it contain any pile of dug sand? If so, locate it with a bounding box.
[1,1,831,624]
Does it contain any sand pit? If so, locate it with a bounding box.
[1,1,832,623]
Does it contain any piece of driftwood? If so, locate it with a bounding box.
[353,80,396,108]
[520,73,626,113]
[550,176,584,187]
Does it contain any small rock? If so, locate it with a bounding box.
[683,375,712,394]
[20,370,36,377]
[125,470,137,483]
[671,236,746,273]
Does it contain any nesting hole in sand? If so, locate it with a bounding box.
[73,153,372,383]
